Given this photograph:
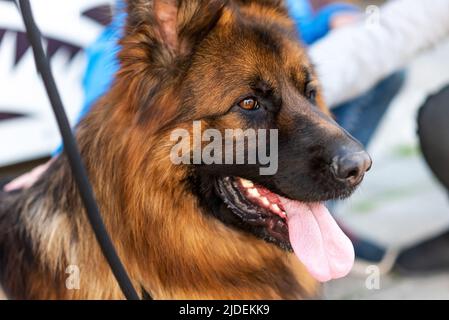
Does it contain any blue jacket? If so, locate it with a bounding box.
[286,0,359,45]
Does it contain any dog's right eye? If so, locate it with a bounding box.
[238,98,260,111]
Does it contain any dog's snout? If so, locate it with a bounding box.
[331,150,372,186]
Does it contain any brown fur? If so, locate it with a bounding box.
[0,0,324,299]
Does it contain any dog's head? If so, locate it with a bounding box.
[119,0,371,282]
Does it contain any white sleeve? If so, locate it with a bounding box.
[309,0,449,108]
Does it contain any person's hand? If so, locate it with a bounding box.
[3,159,53,192]
[330,12,361,29]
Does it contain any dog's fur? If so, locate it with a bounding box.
[0,0,362,299]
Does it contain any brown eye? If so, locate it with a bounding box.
[238,98,259,110]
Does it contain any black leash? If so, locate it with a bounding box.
[16,0,142,300]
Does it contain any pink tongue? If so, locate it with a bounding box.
[280,197,354,282]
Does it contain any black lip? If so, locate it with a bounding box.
[215,176,291,249]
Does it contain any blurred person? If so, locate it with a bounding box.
[311,0,449,107]
[309,0,449,269]
[3,0,449,268]
[393,84,449,273]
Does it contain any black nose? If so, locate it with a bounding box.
[331,150,372,185]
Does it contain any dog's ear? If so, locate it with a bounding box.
[119,1,227,132]
[126,0,227,56]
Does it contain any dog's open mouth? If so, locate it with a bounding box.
[215,176,355,282]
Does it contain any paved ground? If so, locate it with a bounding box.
[324,38,449,300]
[324,272,449,300]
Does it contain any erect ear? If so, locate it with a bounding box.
[126,0,227,55]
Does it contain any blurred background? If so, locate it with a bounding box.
[327,23,449,299]
[1,0,449,299]
[321,0,449,299]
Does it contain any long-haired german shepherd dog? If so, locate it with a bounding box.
[0,0,371,299]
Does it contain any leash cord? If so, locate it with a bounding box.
[16,0,142,300]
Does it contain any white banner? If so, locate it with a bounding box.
[0,0,114,166]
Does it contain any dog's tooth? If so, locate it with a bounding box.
[240,178,254,189]
[260,197,270,207]
[271,204,281,213]
[272,204,287,218]
[274,203,287,217]
[247,188,260,198]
